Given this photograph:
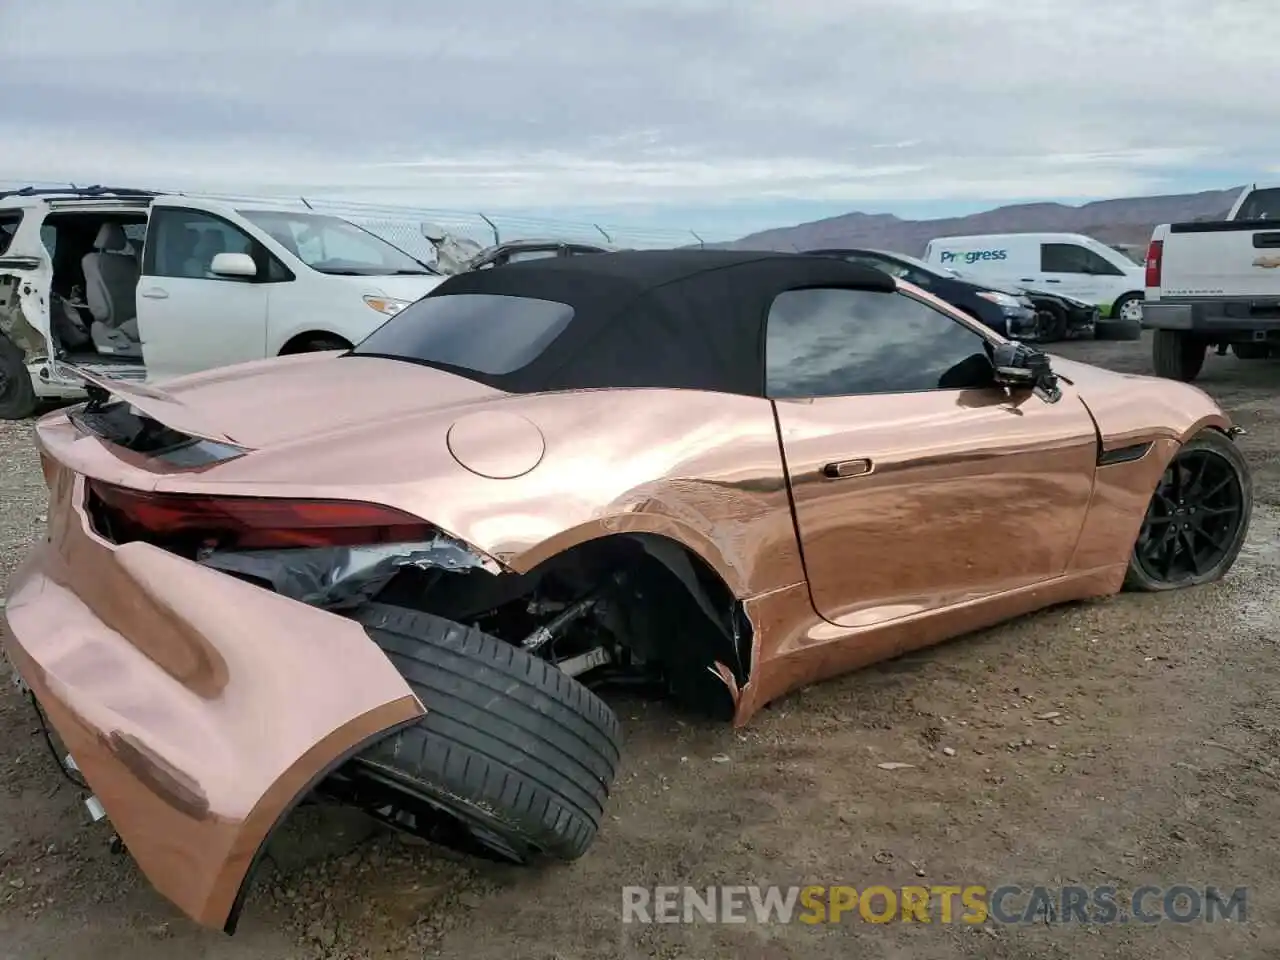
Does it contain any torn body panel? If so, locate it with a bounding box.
[199,535,501,610]
[131,372,807,600]
[0,260,51,359]
[731,562,1123,725]
[0,447,424,931]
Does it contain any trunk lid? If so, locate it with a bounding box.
[69,353,503,449]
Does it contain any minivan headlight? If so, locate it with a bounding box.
[363,295,411,316]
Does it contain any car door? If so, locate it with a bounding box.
[136,206,287,381]
[766,286,1099,629]
[1037,242,1127,305]
[0,209,51,360]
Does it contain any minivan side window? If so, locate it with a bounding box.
[0,211,22,256]
[143,208,290,282]
[766,288,993,398]
[1040,243,1124,276]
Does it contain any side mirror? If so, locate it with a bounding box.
[990,341,1061,402]
[420,222,446,243]
[209,252,258,278]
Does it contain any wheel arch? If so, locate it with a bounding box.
[390,524,757,721]
[503,514,752,599]
[529,530,752,708]
[277,330,353,355]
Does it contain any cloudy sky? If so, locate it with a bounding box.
[0,0,1275,240]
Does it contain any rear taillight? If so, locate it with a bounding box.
[1145,239,1163,288]
[87,479,434,551]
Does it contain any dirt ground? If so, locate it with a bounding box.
[1,333,1277,960]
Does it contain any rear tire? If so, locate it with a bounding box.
[351,603,622,863]
[1152,329,1206,381]
[0,335,37,420]
[1036,302,1068,342]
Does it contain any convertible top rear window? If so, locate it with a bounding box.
[351,293,575,375]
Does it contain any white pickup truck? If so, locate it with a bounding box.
[1143,183,1280,381]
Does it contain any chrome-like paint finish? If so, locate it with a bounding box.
[144,385,807,599]
[2,276,1242,927]
[733,563,1122,724]
[773,385,1099,626]
[446,410,546,479]
[1,445,423,930]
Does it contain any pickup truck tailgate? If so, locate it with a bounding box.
[1164,223,1280,299]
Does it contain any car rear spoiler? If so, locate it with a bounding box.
[62,366,240,445]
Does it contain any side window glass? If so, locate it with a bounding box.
[144,209,286,281]
[1041,243,1092,273]
[1081,248,1124,276]
[0,213,22,255]
[507,249,559,263]
[766,288,992,398]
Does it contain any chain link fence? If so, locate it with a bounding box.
[0,181,709,261]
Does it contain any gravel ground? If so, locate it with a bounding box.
[1,333,1277,960]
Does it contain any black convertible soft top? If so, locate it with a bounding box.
[351,249,896,397]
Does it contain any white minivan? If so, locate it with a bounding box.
[0,187,446,418]
[923,232,1145,324]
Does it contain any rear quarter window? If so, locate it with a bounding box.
[351,293,574,375]
[0,211,22,255]
[1235,188,1280,221]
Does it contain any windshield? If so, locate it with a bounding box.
[350,293,575,375]
[239,210,436,276]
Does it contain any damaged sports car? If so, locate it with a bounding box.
[2,250,1253,933]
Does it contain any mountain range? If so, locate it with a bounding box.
[723,186,1242,256]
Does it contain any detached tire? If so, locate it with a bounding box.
[1037,302,1068,342]
[0,334,37,420]
[351,603,622,862]
[1094,318,1143,341]
[1152,329,1206,381]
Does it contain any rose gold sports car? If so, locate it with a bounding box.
[1,250,1253,933]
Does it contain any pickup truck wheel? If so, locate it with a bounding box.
[1152,329,1206,381]
[0,335,37,420]
[350,603,622,863]
[1036,303,1067,342]
[1123,430,1251,592]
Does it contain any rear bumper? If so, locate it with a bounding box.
[1143,299,1280,335]
[1,462,423,931]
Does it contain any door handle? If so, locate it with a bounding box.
[822,458,873,479]
[140,287,169,299]
[1043,278,1061,283]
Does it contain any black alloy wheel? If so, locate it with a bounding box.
[1126,432,1251,590]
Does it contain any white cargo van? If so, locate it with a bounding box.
[923,232,1145,323]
